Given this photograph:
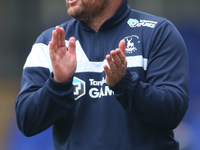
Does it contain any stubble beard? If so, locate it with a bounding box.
[67,0,108,23]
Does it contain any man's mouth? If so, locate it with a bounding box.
[68,0,78,4]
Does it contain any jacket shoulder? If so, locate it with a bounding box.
[129,9,166,23]
[35,18,77,45]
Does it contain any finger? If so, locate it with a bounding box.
[117,40,126,64]
[49,41,56,62]
[106,53,117,71]
[118,40,126,55]
[68,37,76,55]
[116,49,126,65]
[52,30,58,52]
[111,50,122,68]
[103,64,112,76]
[60,27,66,47]
[56,26,61,48]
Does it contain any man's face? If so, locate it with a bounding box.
[66,0,108,22]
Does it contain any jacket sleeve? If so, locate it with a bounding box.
[15,34,76,137]
[110,20,189,129]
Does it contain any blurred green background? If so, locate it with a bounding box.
[0,0,200,149]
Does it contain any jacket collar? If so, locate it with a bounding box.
[79,0,130,32]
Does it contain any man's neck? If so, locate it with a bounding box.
[86,0,123,32]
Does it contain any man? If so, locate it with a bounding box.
[15,0,189,149]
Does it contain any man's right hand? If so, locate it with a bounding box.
[49,26,77,83]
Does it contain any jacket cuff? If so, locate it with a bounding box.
[109,70,133,94]
[48,72,73,91]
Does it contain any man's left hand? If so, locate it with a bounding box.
[104,40,127,87]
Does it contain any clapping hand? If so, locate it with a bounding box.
[104,40,127,87]
[49,26,77,83]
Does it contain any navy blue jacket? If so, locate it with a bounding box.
[15,0,189,149]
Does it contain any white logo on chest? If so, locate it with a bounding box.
[123,35,140,54]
